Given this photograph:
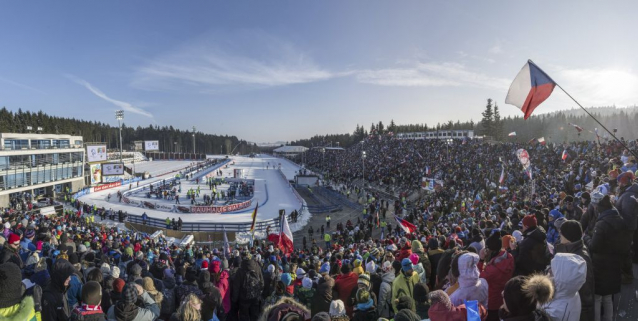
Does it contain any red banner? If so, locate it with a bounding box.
[94,181,122,192]
[190,200,252,213]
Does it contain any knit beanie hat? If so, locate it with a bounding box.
[522,214,537,228]
[210,261,221,274]
[296,267,306,279]
[281,273,292,286]
[396,295,415,311]
[357,273,371,289]
[503,275,554,316]
[8,234,20,246]
[329,300,347,317]
[302,277,313,289]
[486,232,502,252]
[113,278,125,293]
[319,262,330,274]
[381,261,393,273]
[401,258,413,272]
[82,281,102,306]
[111,266,121,279]
[409,253,420,265]
[312,312,331,321]
[130,264,142,276]
[0,263,23,309]
[101,263,111,277]
[365,260,376,273]
[356,288,370,304]
[122,283,138,304]
[560,220,583,242]
[25,229,35,239]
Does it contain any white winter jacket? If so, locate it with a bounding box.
[544,253,587,321]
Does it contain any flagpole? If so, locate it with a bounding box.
[529,59,638,160]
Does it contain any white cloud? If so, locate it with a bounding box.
[489,44,503,54]
[131,31,335,91]
[555,67,638,106]
[356,62,510,90]
[0,77,46,94]
[67,75,153,118]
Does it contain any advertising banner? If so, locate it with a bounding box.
[87,145,108,162]
[190,200,252,213]
[144,140,159,151]
[94,181,122,192]
[102,163,125,176]
[90,164,102,185]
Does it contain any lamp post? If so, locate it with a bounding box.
[192,126,196,154]
[115,110,124,163]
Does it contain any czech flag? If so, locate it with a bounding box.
[394,216,417,233]
[425,166,431,176]
[505,60,556,119]
[268,214,294,254]
[537,137,546,145]
[561,150,569,161]
[508,132,517,137]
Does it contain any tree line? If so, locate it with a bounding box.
[0,107,256,155]
[287,102,638,148]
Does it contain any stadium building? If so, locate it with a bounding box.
[0,133,85,206]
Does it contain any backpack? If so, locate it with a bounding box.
[242,269,263,300]
[161,287,176,316]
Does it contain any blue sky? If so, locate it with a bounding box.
[1,1,637,143]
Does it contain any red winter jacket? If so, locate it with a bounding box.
[334,272,358,317]
[478,250,515,311]
[397,244,412,261]
[428,300,488,321]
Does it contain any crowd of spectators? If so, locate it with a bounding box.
[0,136,637,321]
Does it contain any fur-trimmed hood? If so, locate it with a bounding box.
[0,296,36,321]
[258,296,310,321]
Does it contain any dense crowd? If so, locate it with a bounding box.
[0,137,637,321]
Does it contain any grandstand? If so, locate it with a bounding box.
[395,129,474,139]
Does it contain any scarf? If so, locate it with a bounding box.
[356,298,374,311]
[82,304,102,311]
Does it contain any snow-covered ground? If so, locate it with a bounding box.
[131,160,197,176]
[78,155,305,226]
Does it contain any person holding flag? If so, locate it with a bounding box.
[249,202,259,246]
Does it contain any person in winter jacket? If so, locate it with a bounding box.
[352,259,364,275]
[175,267,202,306]
[514,215,550,276]
[427,238,444,290]
[329,299,349,321]
[555,220,595,321]
[397,238,412,261]
[0,262,37,321]
[0,234,24,269]
[70,281,105,321]
[448,252,488,308]
[142,277,163,313]
[408,253,427,285]
[294,277,316,310]
[311,272,334,315]
[42,259,76,321]
[210,260,230,315]
[499,275,553,321]
[413,283,430,319]
[391,258,420,314]
[259,296,310,321]
[170,292,202,321]
[334,264,359,318]
[547,210,564,245]
[588,195,627,321]
[427,290,487,321]
[377,261,395,319]
[232,255,264,321]
[106,283,159,321]
[614,172,638,283]
[411,240,432,280]
[543,253,587,321]
[347,272,377,312]
[479,232,514,321]
[352,289,378,321]
[264,280,293,307]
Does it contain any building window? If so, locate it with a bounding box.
[4,139,29,150]
[33,140,51,149]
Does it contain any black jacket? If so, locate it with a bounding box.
[588,208,628,295]
[231,258,263,303]
[42,259,76,321]
[514,226,549,276]
[616,184,638,231]
[555,239,594,321]
[311,275,334,315]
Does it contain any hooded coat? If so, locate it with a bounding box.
[555,239,595,321]
[547,211,564,245]
[213,270,230,313]
[378,271,395,318]
[479,250,514,311]
[615,184,638,230]
[0,296,37,321]
[544,253,587,321]
[515,226,549,276]
[449,253,489,308]
[334,272,358,317]
[588,208,628,295]
[42,259,76,321]
[391,271,420,313]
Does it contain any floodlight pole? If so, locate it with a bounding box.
[115,110,124,163]
[192,126,196,154]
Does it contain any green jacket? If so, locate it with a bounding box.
[294,287,316,310]
[391,272,420,313]
[0,296,37,321]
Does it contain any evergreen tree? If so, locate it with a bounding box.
[493,102,503,140]
[480,99,494,137]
